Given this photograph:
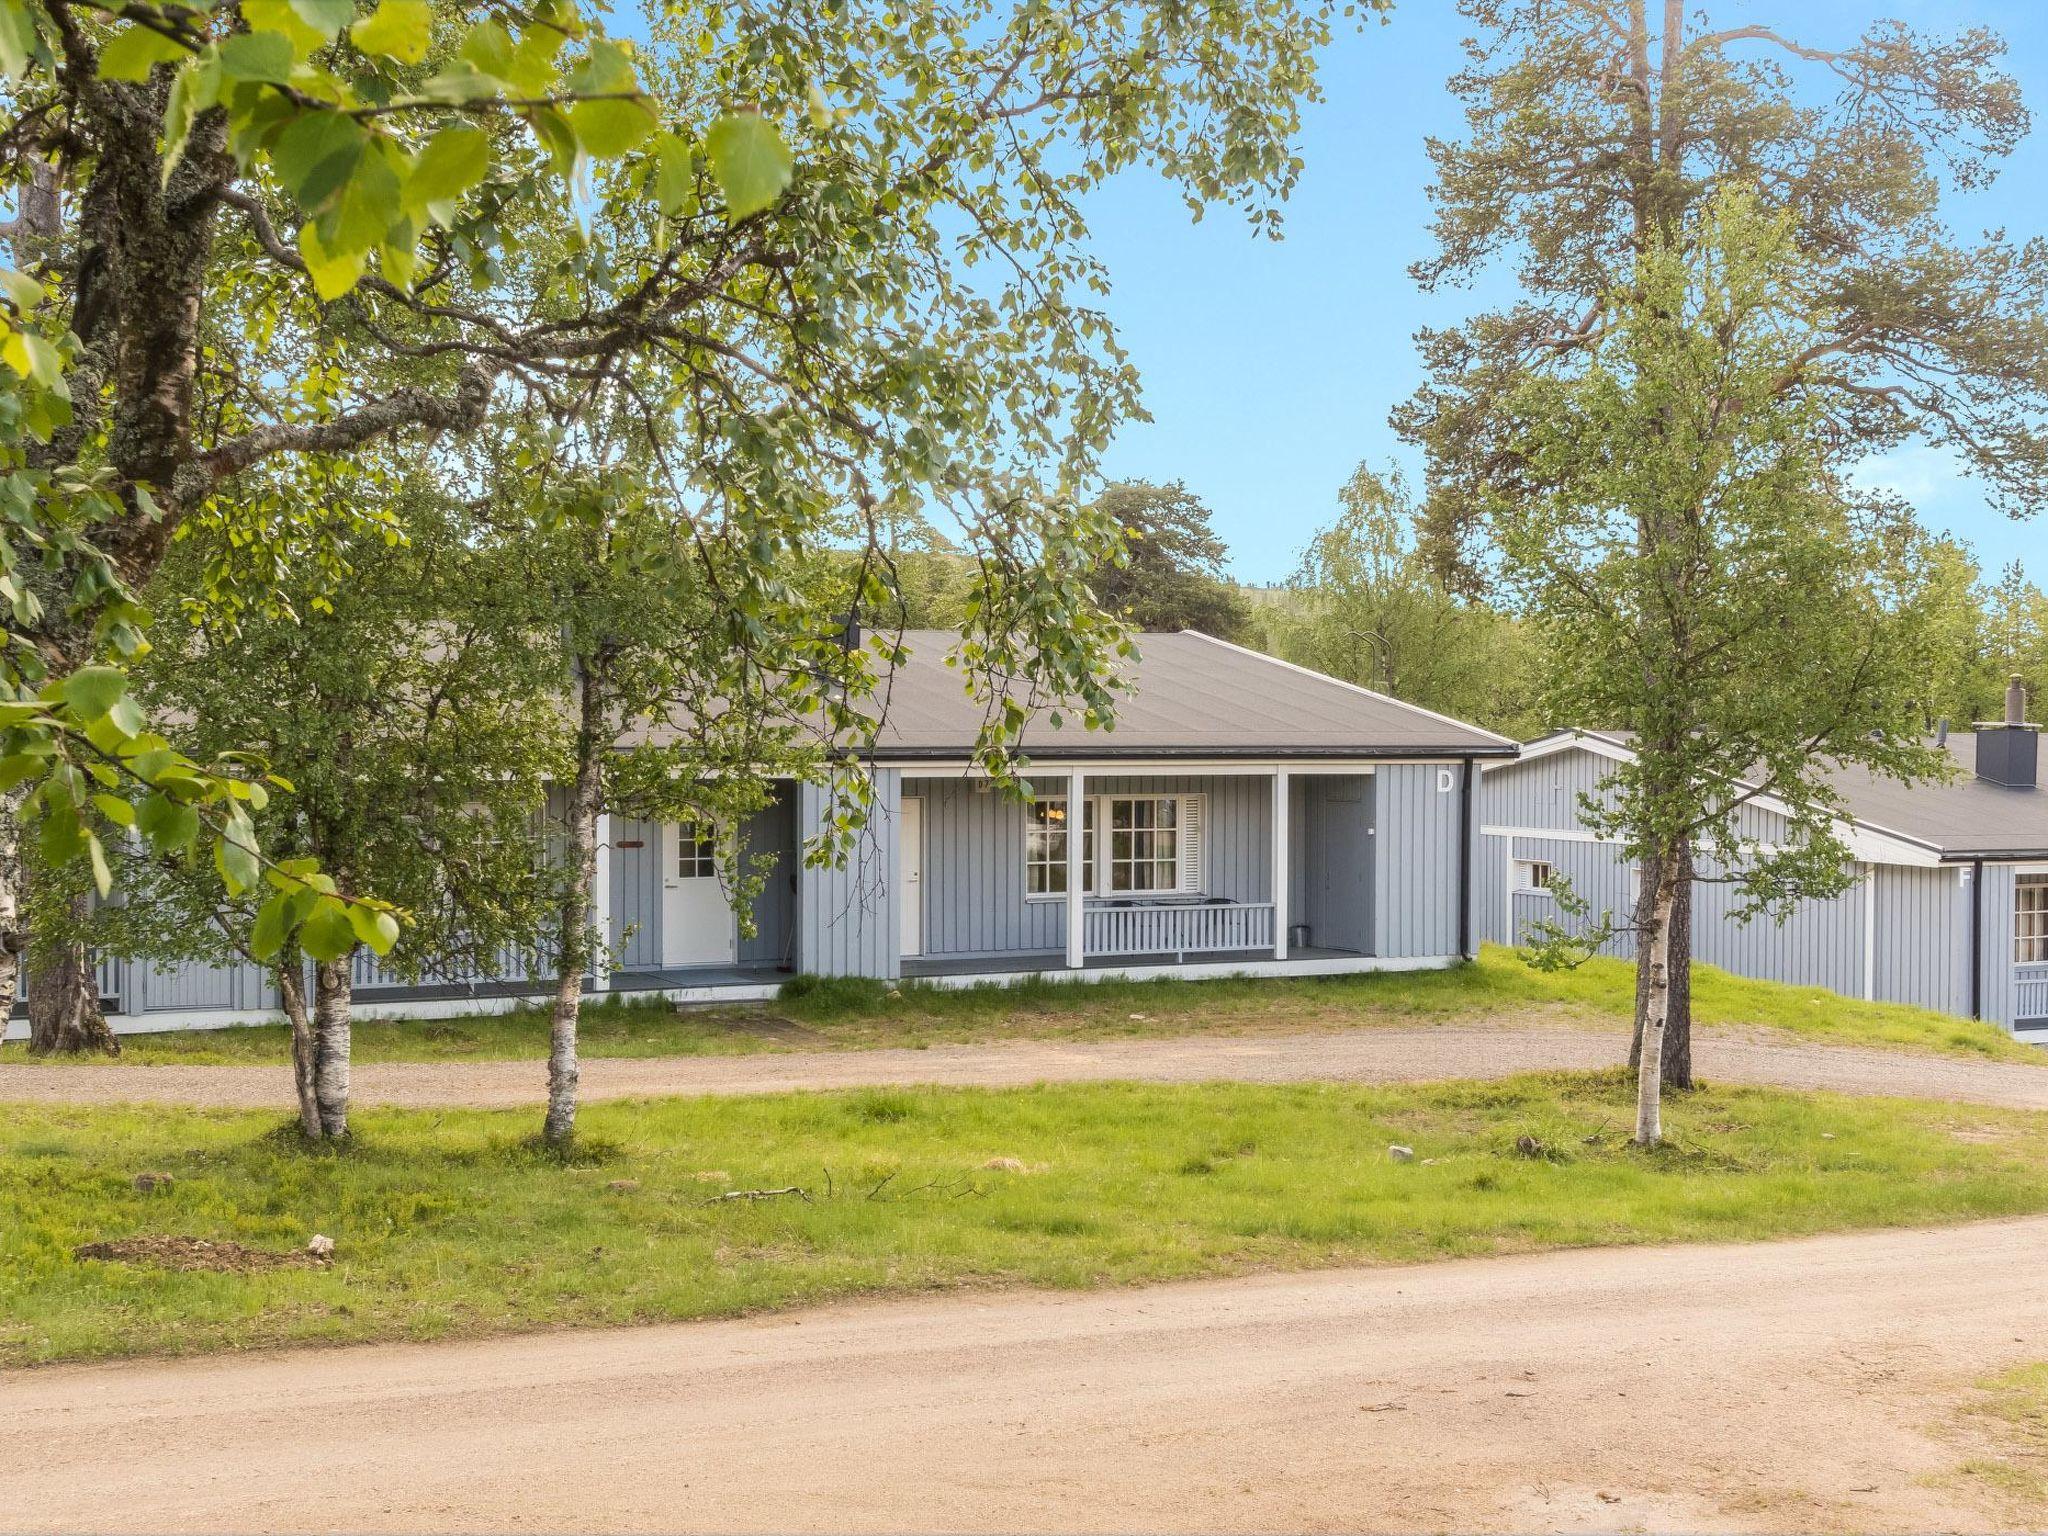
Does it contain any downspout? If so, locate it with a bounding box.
[1970,857,1985,1021]
[1458,757,1475,960]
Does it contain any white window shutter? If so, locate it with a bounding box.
[1178,794,1206,894]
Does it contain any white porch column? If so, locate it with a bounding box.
[591,811,614,991]
[1066,769,1086,969]
[1272,767,1290,959]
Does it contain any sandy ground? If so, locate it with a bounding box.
[6,1217,2046,1533]
[6,1025,2048,1111]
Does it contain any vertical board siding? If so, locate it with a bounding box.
[1504,835,1637,956]
[903,774,1279,960]
[738,784,798,966]
[1485,749,1622,832]
[135,956,276,1013]
[1874,864,1968,1016]
[796,769,901,980]
[1689,852,1864,996]
[608,816,663,969]
[1372,763,1466,960]
[1298,775,1373,953]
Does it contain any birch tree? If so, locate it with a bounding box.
[1400,0,2048,1083]
[0,0,1365,1046]
[1498,191,1957,1145]
[130,482,563,1138]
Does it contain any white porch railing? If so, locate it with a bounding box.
[2017,963,2048,1024]
[1083,901,1275,959]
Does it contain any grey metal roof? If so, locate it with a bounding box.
[1819,734,2048,861]
[865,630,1516,761]
[1521,728,2048,862]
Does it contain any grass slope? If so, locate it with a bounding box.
[14,946,2037,1067]
[7,1071,2048,1366]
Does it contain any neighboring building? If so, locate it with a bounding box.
[1478,682,2048,1038]
[11,631,1515,1035]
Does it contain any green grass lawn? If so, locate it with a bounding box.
[14,945,2039,1066]
[8,1071,2048,1366]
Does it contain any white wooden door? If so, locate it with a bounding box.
[661,821,736,968]
[900,797,925,957]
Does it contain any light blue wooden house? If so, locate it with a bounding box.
[19,631,1517,1034]
[1478,685,2048,1038]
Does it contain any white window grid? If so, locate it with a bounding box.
[2019,875,2048,965]
[1026,797,1095,896]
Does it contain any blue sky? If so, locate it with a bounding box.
[1081,1,2048,587]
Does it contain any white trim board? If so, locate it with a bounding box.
[909,953,1458,991]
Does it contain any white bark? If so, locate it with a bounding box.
[0,785,22,1029]
[544,671,606,1146]
[1634,858,1679,1148]
[311,957,352,1139]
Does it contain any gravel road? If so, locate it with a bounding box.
[7,1024,2048,1110]
[7,1216,2046,1532]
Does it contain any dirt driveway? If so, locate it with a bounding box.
[7,1025,2048,1111]
[7,1216,2046,1533]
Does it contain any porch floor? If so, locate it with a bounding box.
[901,945,1364,981]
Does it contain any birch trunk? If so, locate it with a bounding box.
[544,670,606,1146]
[277,957,321,1140]
[26,892,118,1056]
[1630,839,1694,1088]
[311,956,353,1140]
[1634,856,1680,1147]
[0,786,22,1034]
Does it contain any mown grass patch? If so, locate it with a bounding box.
[24,945,2038,1067]
[7,1071,2048,1366]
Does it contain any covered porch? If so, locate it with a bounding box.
[893,760,1472,981]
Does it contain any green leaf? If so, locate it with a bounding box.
[161,57,222,184]
[271,109,367,204]
[250,894,289,960]
[705,111,792,223]
[651,133,698,216]
[90,792,136,827]
[1,328,59,386]
[0,753,45,793]
[86,830,112,898]
[0,0,40,80]
[97,24,188,82]
[214,822,262,896]
[287,0,354,40]
[298,219,368,300]
[350,0,433,65]
[405,124,489,219]
[347,903,401,955]
[0,266,40,311]
[300,898,358,962]
[59,665,125,720]
[569,94,656,159]
[219,30,294,84]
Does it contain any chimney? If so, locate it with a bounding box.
[1975,674,2038,790]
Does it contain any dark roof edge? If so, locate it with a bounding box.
[1940,849,2048,863]
[873,744,1520,764]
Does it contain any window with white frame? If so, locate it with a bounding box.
[1515,859,1553,893]
[2019,875,2048,965]
[676,821,717,879]
[1026,793,1205,897]
[1108,796,1179,893]
[1025,797,1095,896]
